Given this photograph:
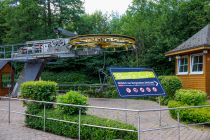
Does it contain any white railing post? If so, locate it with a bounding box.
[78,108,81,140]
[8,96,11,124]
[138,115,141,140]
[43,103,46,131]
[177,111,180,140]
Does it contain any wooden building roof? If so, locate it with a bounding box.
[166,24,210,56]
[0,60,9,70]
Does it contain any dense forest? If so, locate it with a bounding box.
[0,0,210,83]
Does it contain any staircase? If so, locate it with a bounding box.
[12,59,47,97]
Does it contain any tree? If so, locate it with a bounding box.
[108,0,210,75]
[68,11,110,34]
[0,0,84,44]
[1,0,44,43]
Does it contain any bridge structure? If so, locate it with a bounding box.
[0,34,136,97]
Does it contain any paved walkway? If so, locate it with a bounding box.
[0,100,72,140]
[0,98,210,140]
[88,98,210,140]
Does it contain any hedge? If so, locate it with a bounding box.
[57,91,88,115]
[168,100,210,123]
[158,76,182,105]
[25,109,137,140]
[21,81,57,101]
[21,81,57,109]
[175,89,207,105]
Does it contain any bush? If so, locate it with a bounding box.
[159,76,182,97]
[21,81,57,102]
[175,89,207,105]
[25,109,137,140]
[158,76,182,105]
[57,91,88,115]
[21,81,57,109]
[168,100,210,123]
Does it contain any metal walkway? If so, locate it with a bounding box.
[0,38,103,96]
[0,38,102,62]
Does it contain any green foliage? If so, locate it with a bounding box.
[71,11,110,34]
[21,81,57,101]
[175,89,207,105]
[159,76,182,97]
[57,91,88,115]
[41,71,96,84]
[168,100,210,123]
[109,0,210,75]
[0,0,44,43]
[25,109,137,140]
[158,76,182,105]
[21,81,57,109]
[82,87,119,98]
[0,0,84,44]
[168,89,209,123]
[1,0,210,79]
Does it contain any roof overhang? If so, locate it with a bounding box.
[165,46,210,56]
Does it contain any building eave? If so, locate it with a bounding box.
[165,46,210,56]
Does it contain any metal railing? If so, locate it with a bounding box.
[57,83,115,93]
[0,43,103,61]
[1,96,210,140]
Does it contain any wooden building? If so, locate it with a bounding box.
[0,61,15,96]
[166,24,210,98]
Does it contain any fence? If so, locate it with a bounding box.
[57,83,115,93]
[0,96,210,140]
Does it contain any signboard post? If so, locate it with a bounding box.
[110,68,166,98]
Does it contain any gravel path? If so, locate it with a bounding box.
[0,98,210,140]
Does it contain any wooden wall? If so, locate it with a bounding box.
[205,52,210,98]
[0,63,14,96]
[175,50,210,98]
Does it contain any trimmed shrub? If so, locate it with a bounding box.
[21,81,57,109]
[159,76,182,98]
[158,76,182,105]
[21,81,57,102]
[25,109,137,140]
[168,100,210,123]
[57,90,88,115]
[175,89,207,105]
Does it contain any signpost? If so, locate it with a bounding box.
[110,68,166,98]
[110,67,166,134]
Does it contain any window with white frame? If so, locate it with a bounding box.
[191,54,203,73]
[178,56,188,74]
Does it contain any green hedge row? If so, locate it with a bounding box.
[175,89,207,105]
[21,81,57,109]
[168,89,209,123]
[21,81,57,102]
[25,109,137,140]
[168,100,210,123]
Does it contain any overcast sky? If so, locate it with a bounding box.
[84,0,133,15]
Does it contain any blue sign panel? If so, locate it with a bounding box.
[110,68,166,98]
